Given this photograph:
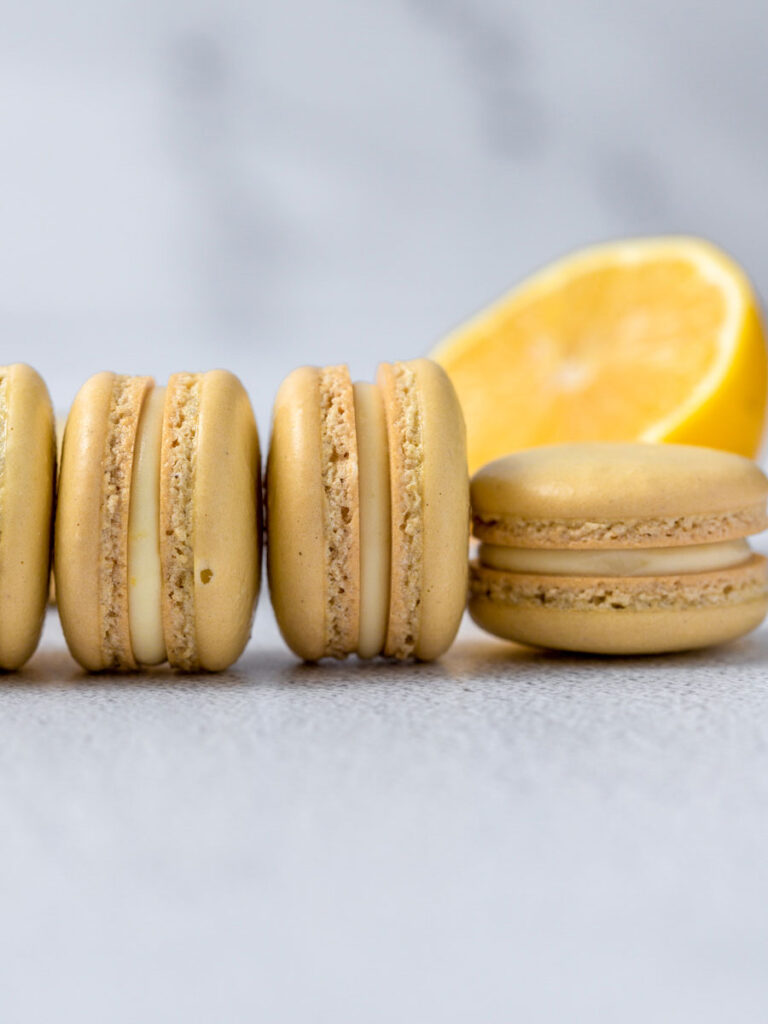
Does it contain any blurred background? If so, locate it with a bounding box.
[4,0,766,432]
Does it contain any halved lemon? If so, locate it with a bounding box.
[432,237,767,473]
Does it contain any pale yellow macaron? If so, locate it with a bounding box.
[55,370,261,672]
[0,364,55,669]
[267,358,469,661]
[470,443,768,654]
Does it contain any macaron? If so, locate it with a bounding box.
[0,364,55,669]
[469,443,768,654]
[55,370,261,672]
[267,358,469,661]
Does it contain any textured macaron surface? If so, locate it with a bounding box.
[472,442,768,548]
[160,373,202,669]
[318,365,360,658]
[470,554,767,612]
[377,361,425,659]
[101,375,152,669]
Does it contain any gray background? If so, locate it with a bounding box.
[2,0,768,1021]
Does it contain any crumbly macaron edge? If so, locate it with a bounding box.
[472,504,768,549]
[382,362,424,659]
[469,553,768,612]
[98,376,149,669]
[318,365,360,658]
[160,373,202,670]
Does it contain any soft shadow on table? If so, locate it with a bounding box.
[2,625,767,691]
[0,645,455,692]
[278,654,455,690]
[441,627,768,679]
[0,647,289,692]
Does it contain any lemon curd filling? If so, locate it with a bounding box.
[353,381,391,658]
[127,385,166,665]
[478,539,752,577]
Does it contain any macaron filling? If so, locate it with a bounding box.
[353,381,391,658]
[478,539,753,577]
[127,385,167,665]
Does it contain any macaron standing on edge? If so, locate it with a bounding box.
[0,364,56,670]
[55,370,261,672]
[267,358,469,661]
[469,443,768,655]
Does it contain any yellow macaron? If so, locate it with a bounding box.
[267,358,469,661]
[469,443,768,654]
[0,364,56,669]
[55,370,261,671]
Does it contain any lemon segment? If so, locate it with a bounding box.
[432,238,767,473]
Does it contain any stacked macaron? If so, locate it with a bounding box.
[267,358,469,660]
[469,443,768,654]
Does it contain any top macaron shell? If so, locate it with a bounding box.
[0,364,56,669]
[472,442,768,548]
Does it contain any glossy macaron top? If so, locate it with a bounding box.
[0,364,56,669]
[472,443,768,548]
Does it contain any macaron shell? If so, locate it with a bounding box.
[55,373,112,670]
[0,364,55,669]
[192,370,261,671]
[469,595,768,655]
[267,366,328,660]
[472,443,768,548]
[469,554,768,654]
[55,373,151,671]
[409,359,469,661]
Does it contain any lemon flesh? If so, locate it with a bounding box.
[432,237,767,473]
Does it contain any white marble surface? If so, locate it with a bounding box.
[2,0,768,1020]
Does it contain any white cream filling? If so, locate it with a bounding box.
[353,381,391,658]
[479,539,752,577]
[128,385,166,665]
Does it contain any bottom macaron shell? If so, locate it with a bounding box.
[469,555,768,654]
[468,597,768,655]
